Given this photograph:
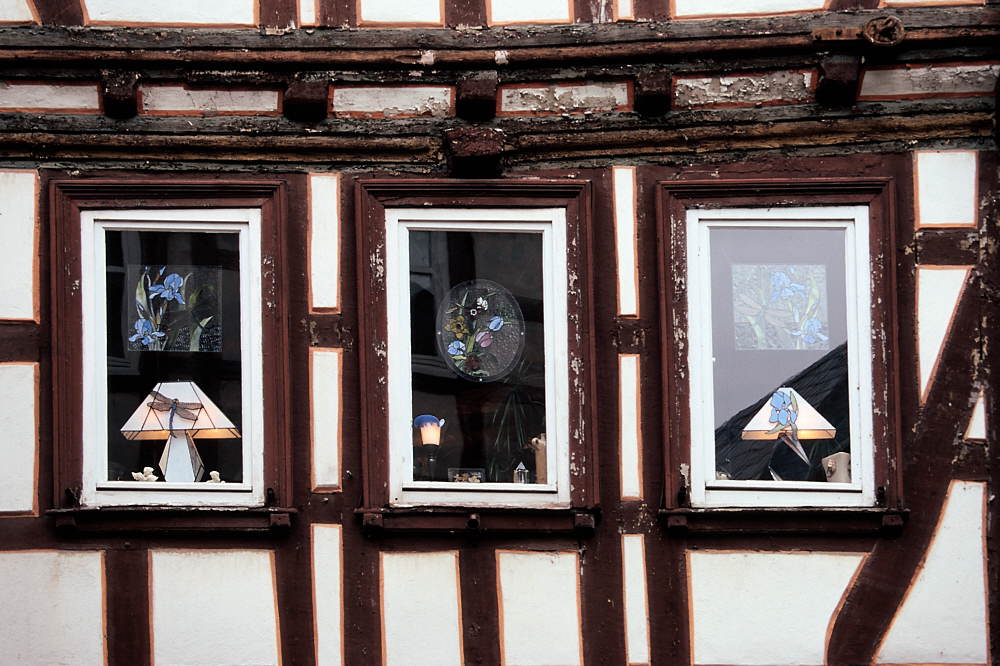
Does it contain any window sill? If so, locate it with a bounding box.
[659,507,906,536]
[47,506,297,535]
[358,506,598,535]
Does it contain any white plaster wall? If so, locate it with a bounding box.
[0,0,35,22]
[613,166,638,316]
[619,354,643,499]
[621,535,651,665]
[140,86,280,114]
[381,551,463,666]
[616,0,635,19]
[0,363,37,512]
[150,549,280,666]
[312,525,344,666]
[359,0,442,24]
[674,71,814,107]
[298,0,318,25]
[916,151,977,226]
[966,392,986,440]
[876,481,989,664]
[0,550,106,665]
[311,348,342,490]
[83,0,256,25]
[489,0,571,24]
[331,86,454,117]
[0,170,37,320]
[309,173,340,310]
[917,267,970,400]
[497,550,583,665]
[688,550,865,665]
[673,0,824,17]
[0,82,100,111]
[500,82,630,114]
[860,64,1000,99]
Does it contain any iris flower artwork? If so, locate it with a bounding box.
[732,264,829,351]
[127,265,222,352]
[436,279,525,382]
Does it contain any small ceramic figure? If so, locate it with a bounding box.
[528,433,547,484]
[822,451,851,483]
[131,467,158,482]
[205,470,225,483]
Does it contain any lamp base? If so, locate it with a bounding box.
[158,432,206,483]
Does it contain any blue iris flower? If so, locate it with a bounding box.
[769,271,806,303]
[488,315,504,331]
[149,273,185,304]
[768,390,798,426]
[792,318,829,345]
[128,318,165,347]
[447,340,465,356]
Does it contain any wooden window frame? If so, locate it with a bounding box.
[49,178,293,533]
[656,178,905,532]
[356,179,599,532]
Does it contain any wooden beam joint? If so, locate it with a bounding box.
[456,70,498,122]
[444,127,506,177]
[634,71,672,117]
[283,78,329,122]
[100,70,140,120]
[816,54,861,109]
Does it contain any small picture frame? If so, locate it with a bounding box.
[447,468,485,483]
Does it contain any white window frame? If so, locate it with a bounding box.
[385,207,571,508]
[686,205,876,508]
[80,208,264,507]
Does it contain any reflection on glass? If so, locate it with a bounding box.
[408,230,547,484]
[710,227,852,483]
[105,230,243,483]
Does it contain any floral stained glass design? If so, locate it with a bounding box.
[731,264,829,351]
[436,279,525,382]
[126,264,222,352]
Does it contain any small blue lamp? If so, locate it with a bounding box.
[413,414,445,480]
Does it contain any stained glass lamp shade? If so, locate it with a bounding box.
[120,381,240,483]
[740,387,837,440]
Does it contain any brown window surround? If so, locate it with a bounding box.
[355,179,600,533]
[656,178,906,535]
[48,177,294,534]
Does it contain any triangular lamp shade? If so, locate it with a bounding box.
[741,387,836,440]
[120,381,241,441]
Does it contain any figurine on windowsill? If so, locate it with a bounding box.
[528,433,547,484]
[205,470,225,483]
[131,467,159,482]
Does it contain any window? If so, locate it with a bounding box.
[686,206,874,507]
[658,179,901,516]
[358,180,597,523]
[51,179,291,523]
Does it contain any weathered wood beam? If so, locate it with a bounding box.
[816,54,861,108]
[456,71,498,121]
[283,78,329,121]
[100,70,140,119]
[444,127,505,176]
[260,0,297,28]
[28,0,84,25]
[634,71,671,117]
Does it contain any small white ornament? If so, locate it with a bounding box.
[131,467,159,482]
[205,470,225,484]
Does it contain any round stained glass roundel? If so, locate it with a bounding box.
[436,280,525,382]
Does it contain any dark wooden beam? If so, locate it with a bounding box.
[443,127,506,177]
[634,71,672,117]
[445,0,485,26]
[259,0,297,28]
[816,54,861,108]
[456,70,498,121]
[29,0,84,25]
[100,70,140,119]
[283,78,329,122]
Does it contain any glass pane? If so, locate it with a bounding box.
[409,230,547,485]
[709,227,852,483]
[105,230,243,484]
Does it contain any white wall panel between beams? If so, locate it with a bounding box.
[966,392,986,440]
[688,550,865,665]
[615,0,635,19]
[309,173,341,310]
[0,170,37,320]
[916,151,978,227]
[0,550,106,665]
[613,166,639,316]
[83,0,256,25]
[0,363,37,513]
[331,86,454,117]
[621,535,651,665]
[150,550,280,666]
[619,354,643,499]
[497,550,583,665]
[673,0,824,17]
[312,525,344,666]
[876,481,989,664]
[0,82,100,112]
[311,348,342,490]
[489,0,571,24]
[499,81,631,115]
[298,0,318,25]
[917,266,970,401]
[673,71,814,108]
[139,85,280,115]
[381,552,463,666]
[359,0,442,24]
[0,0,35,22]
[859,64,1000,99]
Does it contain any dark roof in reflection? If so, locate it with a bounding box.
[715,342,850,481]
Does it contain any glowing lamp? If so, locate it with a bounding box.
[413,414,445,446]
[120,381,240,483]
[741,387,836,465]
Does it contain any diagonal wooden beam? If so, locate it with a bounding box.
[29,0,84,25]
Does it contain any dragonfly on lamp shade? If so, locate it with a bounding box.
[146,390,203,432]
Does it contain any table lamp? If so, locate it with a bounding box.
[120,380,240,483]
[741,386,836,465]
